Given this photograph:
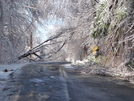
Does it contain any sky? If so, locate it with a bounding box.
[38,24,55,41]
[36,18,64,42]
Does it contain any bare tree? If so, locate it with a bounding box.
[0,0,133,68]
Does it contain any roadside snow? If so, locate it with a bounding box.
[0,63,28,91]
[64,64,74,69]
[0,63,28,71]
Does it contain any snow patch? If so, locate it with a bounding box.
[0,63,28,91]
[30,78,44,83]
[0,63,28,71]
[64,64,74,68]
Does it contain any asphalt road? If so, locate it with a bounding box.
[1,62,134,101]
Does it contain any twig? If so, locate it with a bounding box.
[94,0,99,3]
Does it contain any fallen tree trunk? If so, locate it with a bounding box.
[13,28,74,63]
[17,50,42,60]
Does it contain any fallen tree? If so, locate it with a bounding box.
[13,27,74,63]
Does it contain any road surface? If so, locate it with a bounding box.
[0,62,134,101]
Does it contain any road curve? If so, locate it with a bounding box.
[1,62,134,101]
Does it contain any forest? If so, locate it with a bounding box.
[0,0,133,81]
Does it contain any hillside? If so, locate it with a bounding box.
[46,0,134,82]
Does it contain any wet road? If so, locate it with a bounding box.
[1,62,134,101]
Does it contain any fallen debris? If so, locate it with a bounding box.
[71,63,134,84]
[4,69,8,72]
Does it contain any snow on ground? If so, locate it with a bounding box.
[0,63,28,91]
[64,64,74,69]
